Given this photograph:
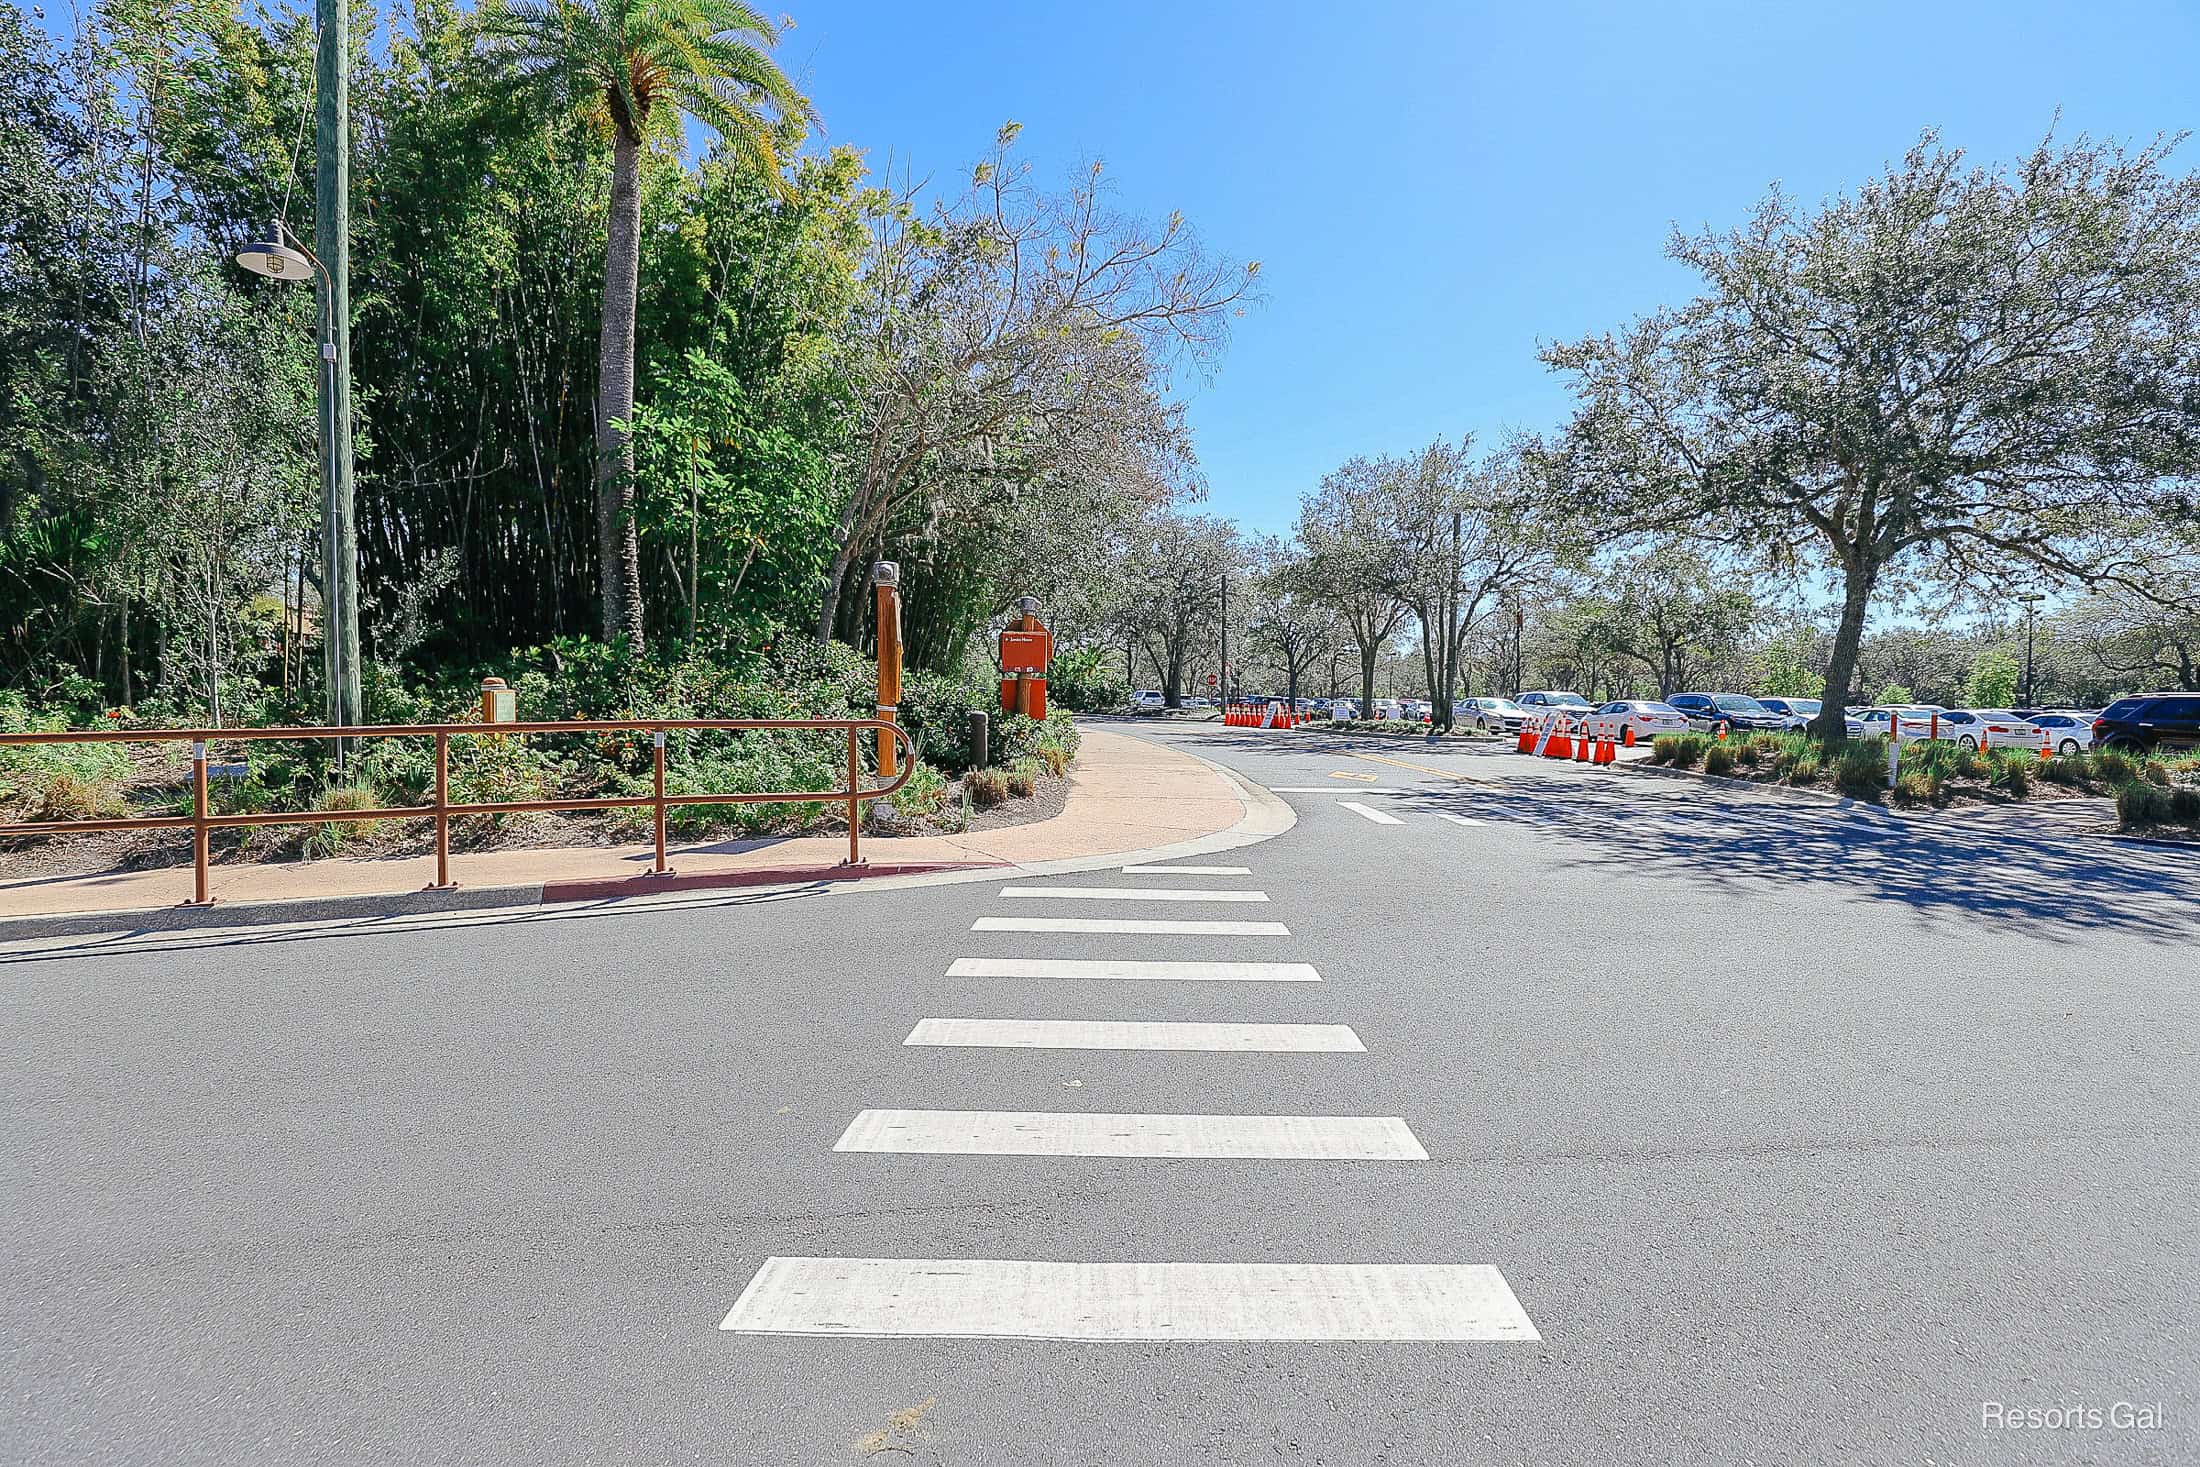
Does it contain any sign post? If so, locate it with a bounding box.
[873,563,902,779]
[998,596,1052,720]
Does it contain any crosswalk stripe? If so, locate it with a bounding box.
[720,1258,1539,1341]
[971,916,1289,936]
[1434,812,1485,826]
[1269,786,1405,794]
[833,1109,1427,1160]
[999,886,1269,903]
[904,1019,1365,1052]
[1339,801,1404,825]
[1119,864,1252,875]
[946,958,1321,982]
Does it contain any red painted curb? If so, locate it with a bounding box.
[540,860,1008,904]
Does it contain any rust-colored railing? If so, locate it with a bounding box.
[0,719,917,906]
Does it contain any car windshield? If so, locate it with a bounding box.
[1645,702,1680,714]
[1553,694,1591,708]
[1713,695,1766,712]
[1786,700,1821,714]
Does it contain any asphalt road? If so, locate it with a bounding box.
[6,719,2196,1465]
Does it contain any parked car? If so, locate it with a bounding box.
[1931,709,2043,751]
[1753,697,1865,737]
[1131,689,1165,710]
[1665,692,1790,733]
[1855,706,1948,744]
[1327,698,1360,720]
[2024,710,2098,755]
[2092,693,2200,755]
[1458,696,1528,734]
[1516,690,1594,713]
[1590,700,1690,744]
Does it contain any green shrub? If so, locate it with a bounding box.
[1005,759,1040,799]
[2094,750,2141,786]
[1785,752,1823,785]
[889,761,950,821]
[1704,745,1737,777]
[965,767,1010,808]
[1894,768,1938,803]
[1953,748,1990,780]
[2040,755,2086,787]
[1834,738,1891,798]
[2171,786,2200,822]
[2117,781,2171,827]
[1655,733,1709,769]
[1731,743,1761,769]
[307,783,384,856]
[1987,752,2032,797]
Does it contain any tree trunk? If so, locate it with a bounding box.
[1359,645,1378,711]
[596,130,646,648]
[1812,555,1877,746]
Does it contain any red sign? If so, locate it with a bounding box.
[1207,673,1218,686]
[999,629,1050,673]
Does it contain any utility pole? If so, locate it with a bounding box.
[1218,571,1228,705]
[317,0,361,741]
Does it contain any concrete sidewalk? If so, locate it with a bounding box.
[0,726,1249,924]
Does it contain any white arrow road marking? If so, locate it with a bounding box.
[971,917,1290,936]
[1268,786,1406,794]
[1434,812,1485,826]
[1119,864,1253,875]
[833,1109,1428,1160]
[720,1258,1540,1342]
[904,1019,1365,1052]
[1339,801,1404,825]
[946,958,1321,982]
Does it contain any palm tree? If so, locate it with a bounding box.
[477,0,811,646]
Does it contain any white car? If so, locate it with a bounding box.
[2024,710,2097,756]
[1855,706,1947,744]
[1590,700,1690,745]
[1458,697,1528,734]
[1131,689,1165,710]
[1933,709,2043,751]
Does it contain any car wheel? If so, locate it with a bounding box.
[2058,738,2080,756]
[1960,735,1978,751]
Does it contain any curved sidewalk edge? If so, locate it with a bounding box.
[0,725,1290,946]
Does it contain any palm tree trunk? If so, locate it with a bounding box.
[596,130,646,648]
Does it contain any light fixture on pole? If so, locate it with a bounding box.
[2016,592,2046,707]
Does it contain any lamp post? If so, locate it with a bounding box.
[2017,593,2046,707]
[237,220,360,756]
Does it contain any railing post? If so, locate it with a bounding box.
[652,730,671,876]
[845,725,863,867]
[428,731,453,889]
[186,740,212,906]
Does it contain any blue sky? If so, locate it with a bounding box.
[780,0,2199,535]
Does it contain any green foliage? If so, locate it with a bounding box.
[2117,781,2171,827]
[1703,744,1737,776]
[1873,684,1915,706]
[1964,648,2021,709]
[1046,645,1130,713]
[1987,750,2032,796]
[1005,759,1041,799]
[888,761,950,822]
[1833,738,1890,798]
[964,766,1009,809]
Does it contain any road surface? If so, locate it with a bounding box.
[7,720,2195,1464]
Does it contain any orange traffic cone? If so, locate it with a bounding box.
[1598,733,1616,764]
[1575,723,1592,761]
[1622,725,1636,748]
[1517,721,1535,754]
[2038,726,2051,762]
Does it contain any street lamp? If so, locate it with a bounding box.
[237,218,361,759]
[2016,592,2046,707]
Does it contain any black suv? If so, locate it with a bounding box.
[2093,694,2200,755]
[1665,692,1790,733]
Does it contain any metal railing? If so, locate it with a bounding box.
[0,718,917,906]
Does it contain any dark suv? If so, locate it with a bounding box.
[1665,692,1790,733]
[2093,694,2200,755]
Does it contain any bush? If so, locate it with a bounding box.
[1785,752,1823,785]
[2094,750,2141,787]
[2040,755,2086,787]
[2117,781,2171,827]
[1834,738,1890,798]
[1987,752,2032,797]
[1005,759,1040,799]
[889,761,950,822]
[307,783,384,856]
[965,767,1010,809]
[1704,745,1737,777]
[2172,786,2200,822]
[1654,733,1709,768]
[1894,768,1939,803]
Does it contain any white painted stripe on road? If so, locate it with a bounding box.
[1339,801,1404,825]
[1119,864,1252,875]
[947,958,1321,983]
[834,1109,1428,1160]
[999,885,1269,903]
[905,1019,1364,1052]
[1435,812,1486,826]
[971,917,1290,936]
[1269,786,1405,794]
[720,1258,1539,1342]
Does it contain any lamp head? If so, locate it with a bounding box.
[235,222,312,281]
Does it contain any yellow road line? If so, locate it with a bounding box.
[1326,771,1379,782]
[1349,751,1499,788]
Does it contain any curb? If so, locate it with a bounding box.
[0,860,1006,944]
[1609,757,1894,815]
